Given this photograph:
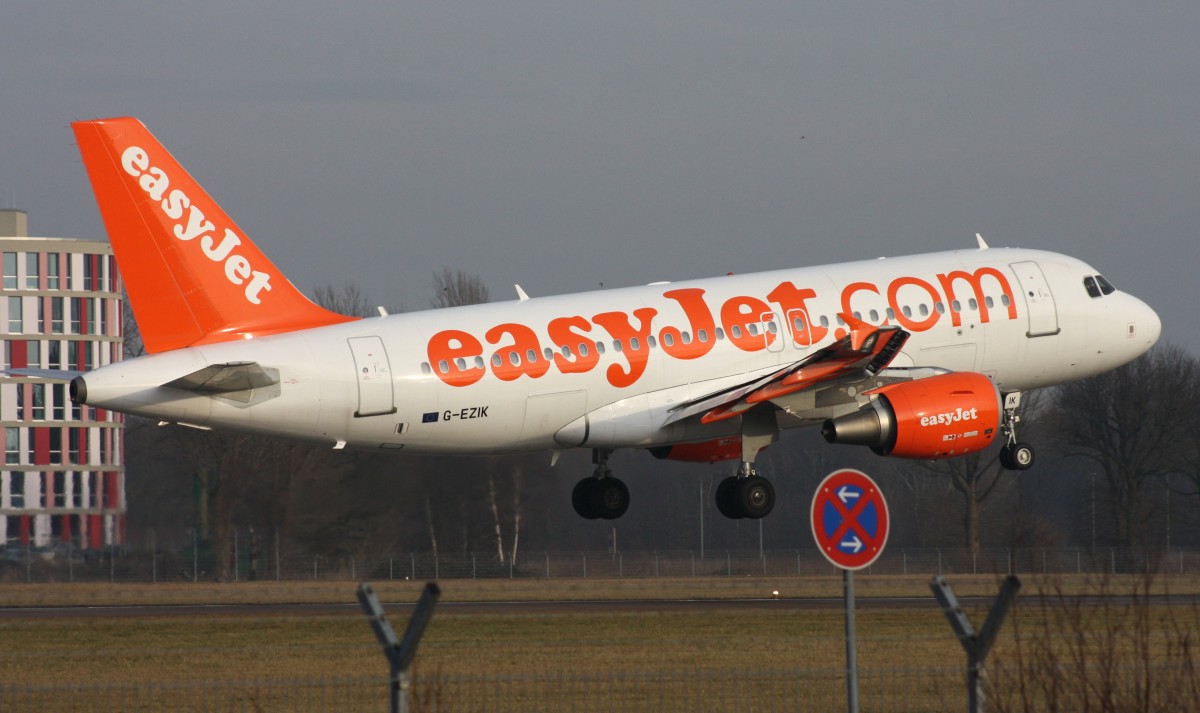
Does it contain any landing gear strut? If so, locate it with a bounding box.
[998,391,1035,471]
[715,406,778,520]
[572,449,630,519]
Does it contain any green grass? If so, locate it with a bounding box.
[1,575,1197,711]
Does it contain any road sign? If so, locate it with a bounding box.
[811,469,889,570]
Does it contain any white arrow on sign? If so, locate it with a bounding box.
[837,486,860,504]
[841,535,863,553]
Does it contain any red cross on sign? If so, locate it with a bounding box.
[811,469,890,570]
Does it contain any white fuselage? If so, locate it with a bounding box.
[80,247,1159,454]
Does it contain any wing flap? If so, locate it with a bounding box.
[666,325,910,426]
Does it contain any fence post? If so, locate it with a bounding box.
[582,552,587,578]
[390,558,394,581]
[275,530,280,582]
[314,555,319,581]
[727,550,731,577]
[931,575,1021,713]
[234,529,239,583]
[545,552,550,579]
[358,582,440,713]
[193,528,198,583]
[411,553,415,581]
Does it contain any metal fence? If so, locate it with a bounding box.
[2,545,1197,583]
[0,667,965,713]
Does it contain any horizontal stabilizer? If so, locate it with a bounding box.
[2,368,84,381]
[165,362,279,394]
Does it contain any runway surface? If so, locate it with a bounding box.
[3,593,1195,619]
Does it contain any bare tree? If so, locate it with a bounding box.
[1050,344,1195,549]
[431,268,490,308]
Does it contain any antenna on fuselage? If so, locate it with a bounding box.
[976,233,990,250]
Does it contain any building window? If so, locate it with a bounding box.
[47,254,60,290]
[10,472,24,507]
[3,252,16,290]
[25,253,39,289]
[5,428,19,465]
[83,255,94,291]
[49,429,62,463]
[70,297,83,333]
[8,296,22,333]
[52,384,66,421]
[51,297,63,333]
[32,383,45,421]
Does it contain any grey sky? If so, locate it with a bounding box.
[3,2,1197,353]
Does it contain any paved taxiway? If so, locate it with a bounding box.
[5,593,1194,620]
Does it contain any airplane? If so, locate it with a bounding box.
[28,117,1162,521]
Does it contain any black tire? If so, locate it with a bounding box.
[998,446,1015,471]
[735,476,775,520]
[591,477,630,520]
[1009,442,1035,470]
[572,478,599,519]
[715,476,743,519]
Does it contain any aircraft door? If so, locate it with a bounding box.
[760,311,786,353]
[348,336,397,417]
[785,308,814,349]
[1010,261,1060,337]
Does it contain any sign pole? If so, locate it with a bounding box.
[811,469,889,713]
[843,569,860,713]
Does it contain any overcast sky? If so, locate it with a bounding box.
[3,2,1197,353]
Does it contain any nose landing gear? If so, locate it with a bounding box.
[998,391,1035,471]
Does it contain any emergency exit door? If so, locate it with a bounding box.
[348,336,396,417]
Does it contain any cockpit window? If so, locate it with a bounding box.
[1084,275,1116,299]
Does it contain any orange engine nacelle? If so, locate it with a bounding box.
[649,437,754,463]
[820,372,1001,459]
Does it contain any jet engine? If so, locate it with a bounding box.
[821,372,1000,459]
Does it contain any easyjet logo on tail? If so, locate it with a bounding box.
[120,146,272,305]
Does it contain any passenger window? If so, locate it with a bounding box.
[919,304,929,317]
[869,309,879,322]
[492,354,503,367]
[579,343,589,357]
[698,329,709,343]
[985,297,994,309]
[902,305,912,318]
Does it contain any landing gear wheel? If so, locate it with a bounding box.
[591,478,630,520]
[735,476,775,520]
[715,476,744,520]
[572,478,601,519]
[1001,442,1035,471]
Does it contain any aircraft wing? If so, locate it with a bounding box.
[664,324,910,426]
[2,368,84,381]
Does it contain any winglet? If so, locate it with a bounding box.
[72,117,358,354]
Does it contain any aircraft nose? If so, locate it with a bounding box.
[1131,296,1161,350]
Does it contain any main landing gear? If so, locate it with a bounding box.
[572,449,630,520]
[998,391,1035,471]
[715,405,779,520]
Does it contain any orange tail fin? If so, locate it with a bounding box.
[72,117,356,353]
